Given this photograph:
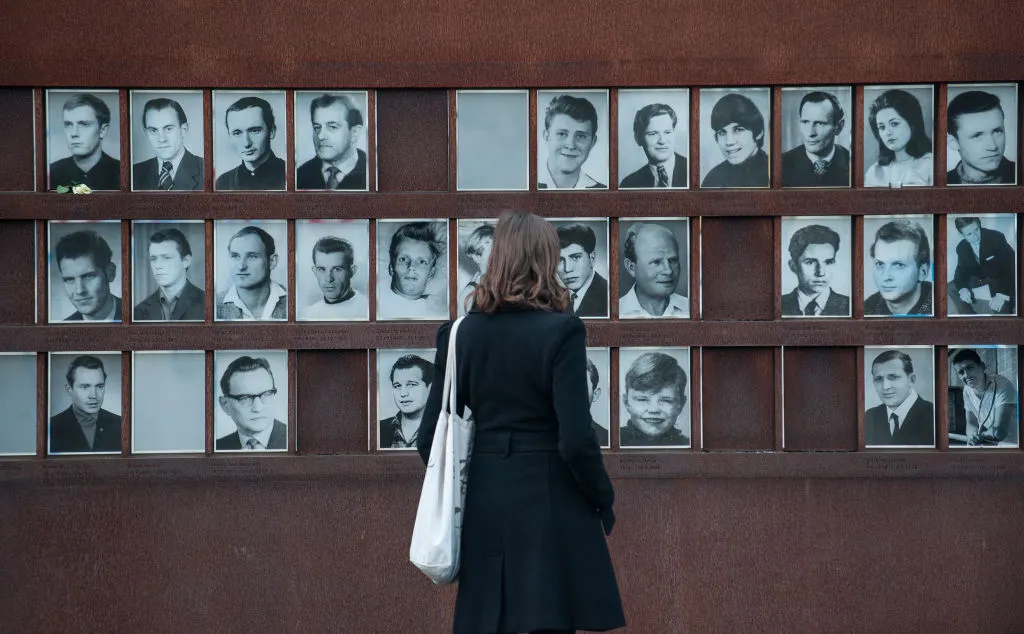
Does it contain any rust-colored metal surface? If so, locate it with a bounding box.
[296,350,370,454]
[701,347,776,450]
[0,221,36,323]
[0,89,35,191]
[375,90,450,192]
[701,218,774,320]
[782,347,859,451]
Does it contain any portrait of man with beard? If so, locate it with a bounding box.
[376,220,449,320]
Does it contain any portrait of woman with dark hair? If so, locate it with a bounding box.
[700,91,770,188]
[864,87,934,187]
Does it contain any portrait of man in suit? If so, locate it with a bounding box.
[52,229,122,322]
[619,222,689,319]
[781,90,851,188]
[946,89,1017,186]
[619,103,688,189]
[296,93,367,191]
[782,223,851,317]
[302,236,367,320]
[865,349,935,447]
[214,96,286,191]
[132,97,204,191]
[537,94,607,189]
[215,225,288,321]
[585,355,609,448]
[134,228,205,321]
[49,355,121,454]
[555,222,608,318]
[379,354,434,450]
[948,216,1016,315]
[864,218,933,317]
[377,221,449,320]
[620,350,690,448]
[48,92,120,191]
[216,355,287,451]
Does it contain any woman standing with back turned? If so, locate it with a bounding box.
[417,211,625,634]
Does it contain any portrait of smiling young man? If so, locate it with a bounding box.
[537,91,609,190]
[377,351,436,451]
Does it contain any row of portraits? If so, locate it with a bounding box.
[1,344,1016,456]
[44,83,1020,193]
[43,213,1016,324]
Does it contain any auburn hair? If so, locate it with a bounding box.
[471,211,570,314]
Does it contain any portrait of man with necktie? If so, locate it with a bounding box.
[780,87,853,188]
[550,219,610,319]
[130,91,205,191]
[215,352,288,452]
[294,91,369,191]
[864,347,936,448]
[780,217,852,318]
[618,89,690,189]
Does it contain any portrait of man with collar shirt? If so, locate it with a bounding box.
[131,94,205,191]
[295,92,368,191]
[781,88,852,188]
[865,348,935,447]
[618,99,689,189]
[378,352,435,451]
[537,92,608,190]
[215,353,288,452]
[618,220,690,319]
[133,225,206,321]
[213,93,286,191]
[49,224,123,323]
[553,221,609,318]
[215,222,288,321]
[863,217,934,317]
[781,220,851,318]
[47,90,121,191]
[946,86,1018,186]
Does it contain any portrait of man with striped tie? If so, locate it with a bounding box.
[618,89,690,189]
[130,91,205,191]
[780,87,852,188]
[294,91,369,191]
[780,216,852,318]
[214,351,288,453]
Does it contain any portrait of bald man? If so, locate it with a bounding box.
[46,90,121,191]
[618,219,690,319]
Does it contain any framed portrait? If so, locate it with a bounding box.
[780,216,852,318]
[455,218,496,316]
[131,220,206,322]
[536,89,609,190]
[586,347,611,449]
[131,351,206,454]
[213,219,289,322]
[947,345,1019,448]
[617,218,689,319]
[457,90,529,191]
[780,86,853,188]
[0,352,37,456]
[863,215,935,318]
[550,218,610,319]
[946,83,1018,186]
[618,347,691,449]
[617,88,690,190]
[48,351,123,455]
[214,350,289,453]
[698,87,771,189]
[295,219,370,321]
[864,346,936,448]
[946,213,1017,316]
[48,220,123,323]
[129,90,205,191]
[45,88,121,191]
[375,219,449,321]
[212,90,287,191]
[377,348,436,451]
[294,90,369,191]
[862,85,935,188]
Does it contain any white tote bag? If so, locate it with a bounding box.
[410,316,474,585]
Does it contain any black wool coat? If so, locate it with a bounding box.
[418,308,625,634]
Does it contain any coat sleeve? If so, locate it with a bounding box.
[416,321,452,465]
[551,316,615,512]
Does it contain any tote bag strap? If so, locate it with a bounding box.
[443,316,465,418]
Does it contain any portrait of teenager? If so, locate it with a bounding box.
[416,211,625,634]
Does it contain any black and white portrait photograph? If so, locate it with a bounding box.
[456,218,496,316]
[295,219,370,321]
[48,351,122,455]
[863,215,934,317]
[617,89,690,189]
[212,90,286,191]
[863,85,934,188]
[375,219,449,321]
[132,351,206,454]
[377,348,436,451]
[214,220,289,321]
[46,89,121,191]
[132,221,206,322]
[617,219,689,319]
[946,83,1018,186]
[618,347,691,448]
[586,347,611,449]
[780,216,852,318]
[0,353,37,456]
[699,87,770,189]
[129,90,205,191]
[536,90,609,190]
[294,91,368,191]
[48,220,123,323]
[947,214,1017,316]
[550,218,610,319]
[214,350,288,452]
[456,90,529,191]
[864,346,935,448]
[780,86,852,188]
[948,346,1019,448]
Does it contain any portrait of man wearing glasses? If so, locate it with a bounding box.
[215,354,287,451]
